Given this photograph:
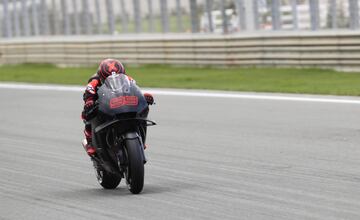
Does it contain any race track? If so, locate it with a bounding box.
[1,84,360,220]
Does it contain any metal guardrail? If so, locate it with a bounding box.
[1,0,360,38]
[1,31,360,71]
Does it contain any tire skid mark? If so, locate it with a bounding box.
[0,136,84,159]
[151,156,360,193]
[0,169,238,220]
[4,141,358,217]
[0,188,136,220]
[147,165,360,218]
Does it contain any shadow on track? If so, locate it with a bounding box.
[51,183,183,200]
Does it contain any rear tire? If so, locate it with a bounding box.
[125,139,144,194]
[95,165,121,189]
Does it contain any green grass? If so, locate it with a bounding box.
[2,63,360,96]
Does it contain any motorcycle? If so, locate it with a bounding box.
[86,74,156,194]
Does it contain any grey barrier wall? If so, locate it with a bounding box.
[1,31,360,71]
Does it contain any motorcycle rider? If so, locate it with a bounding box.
[81,58,154,156]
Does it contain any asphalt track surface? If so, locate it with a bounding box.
[1,84,360,220]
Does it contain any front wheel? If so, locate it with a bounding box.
[125,138,144,194]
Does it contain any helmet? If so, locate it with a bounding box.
[97,59,126,82]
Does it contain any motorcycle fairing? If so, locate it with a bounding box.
[97,74,148,117]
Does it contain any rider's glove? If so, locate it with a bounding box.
[144,93,154,105]
[84,99,94,111]
[83,99,96,120]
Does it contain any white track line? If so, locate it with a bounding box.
[148,89,360,104]
[1,83,360,104]
[0,83,83,92]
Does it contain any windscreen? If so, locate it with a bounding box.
[104,74,131,93]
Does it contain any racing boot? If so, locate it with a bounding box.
[82,139,96,156]
[82,127,96,156]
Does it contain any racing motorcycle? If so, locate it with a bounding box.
[86,74,156,194]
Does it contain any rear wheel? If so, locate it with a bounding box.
[125,139,144,194]
[94,161,121,189]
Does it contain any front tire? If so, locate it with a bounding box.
[125,139,144,194]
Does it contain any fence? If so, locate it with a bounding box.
[1,0,360,38]
[2,31,360,71]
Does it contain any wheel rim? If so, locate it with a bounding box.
[125,166,132,189]
[96,169,104,184]
[123,149,132,189]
